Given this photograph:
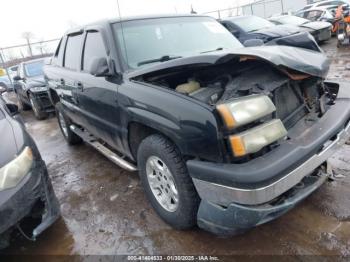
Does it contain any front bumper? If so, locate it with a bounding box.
[192,120,350,206]
[0,159,60,244]
[188,81,350,234]
[314,28,332,42]
[31,90,55,113]
[197,171,328,235]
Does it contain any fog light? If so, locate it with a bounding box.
[229,119,287,157]
[217,95,276,129]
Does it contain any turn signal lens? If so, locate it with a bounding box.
[229,119,287,157]
[217,95,276,129]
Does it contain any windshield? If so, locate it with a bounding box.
[24,60,44,77]
[112,16,243,69]
[275,16,310,26]
[229,16,275,32]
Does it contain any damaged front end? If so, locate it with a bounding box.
[129,45,350,234]
[0,155,60,249]
[130,45,332,145]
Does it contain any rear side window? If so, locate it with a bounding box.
[83,32,107,71]
[52,37,65,66]
[64,34,84,70]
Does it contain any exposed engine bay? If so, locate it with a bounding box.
[136,59,337,130]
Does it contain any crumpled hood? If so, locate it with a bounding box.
[253,24,300,39]
[127,45,330,79]
[300,21,332,31]
[0,118,18,167]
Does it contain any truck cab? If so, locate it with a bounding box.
[44,15,350,235]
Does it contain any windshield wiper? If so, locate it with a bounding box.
[200,47,224,54]
[137,55,182,66]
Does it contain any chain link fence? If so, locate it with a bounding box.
[203,0,310,19]
[0,38,59,67]
[0,38,60,89]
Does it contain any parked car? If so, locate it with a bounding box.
[220,15,321,51]
[44,15,350,235]
[0,66,18,92]
[300,0,349,11]
[0,91,60,249]
[296,6,337,23]
[269,15,332,42]
[13,59,54,120]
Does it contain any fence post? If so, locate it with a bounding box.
[250,4,253,15]
[281,0,284,13]
[218,10,221,19]
[0,48,13,86]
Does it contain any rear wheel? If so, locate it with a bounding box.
[56,102,82,145]
[137,134,200,229]
[29,93,48,120]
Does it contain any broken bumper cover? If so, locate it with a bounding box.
[0,159,60,240]
[196,172,327,235]
[31,90,55,113]
[187,82,350,234]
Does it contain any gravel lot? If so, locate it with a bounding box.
[1,38,350,257]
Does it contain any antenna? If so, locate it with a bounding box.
[116,0,129,67]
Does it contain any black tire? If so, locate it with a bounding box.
[137,134,200,229]
[29,93,48,120]
[55,102,82,145]
[16,93,31,111]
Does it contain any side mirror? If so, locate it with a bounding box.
[88,57,110,77]
[6,103,19,116]
[13,75,22,81]
[243,39,265,47]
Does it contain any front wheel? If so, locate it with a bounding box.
[29,94,48,120]
[137,134,200,229]
[55,102,82,145]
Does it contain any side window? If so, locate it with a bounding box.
[64,34,84,70]
[306,11,322,20]
[52,37,66,66]
[301,11,308,18]
[83,32,107,71]
[222,22,238,34]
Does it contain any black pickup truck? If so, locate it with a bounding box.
[44,15,350,235]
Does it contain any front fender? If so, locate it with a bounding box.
[118,83,223,163]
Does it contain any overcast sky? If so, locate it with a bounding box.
[0,0,250,48]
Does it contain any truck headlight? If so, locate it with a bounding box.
[217,95,276,129]
[229,119,287,157]
[0,147,33,191]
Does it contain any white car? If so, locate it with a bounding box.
[299,0,349,11]
[296,6,336,21]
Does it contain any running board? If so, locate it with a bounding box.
[70,125,137,172]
